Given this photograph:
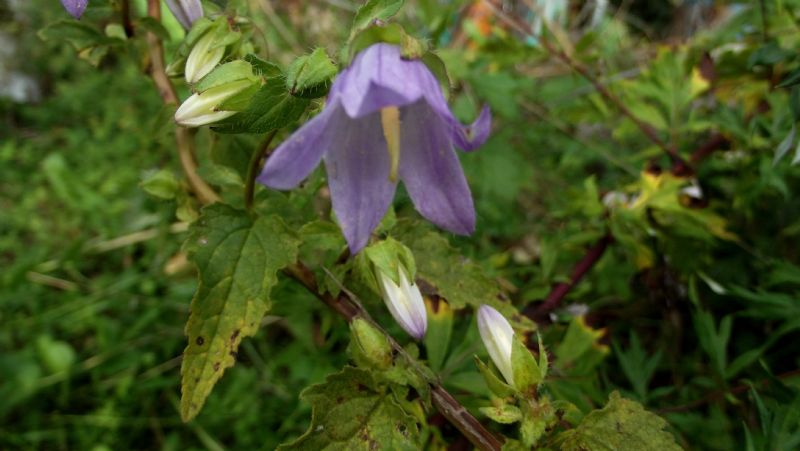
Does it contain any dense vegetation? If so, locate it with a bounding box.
[2,0,800,449]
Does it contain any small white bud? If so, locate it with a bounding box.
[185,31,226,84]
[477,304,515,387]
[681,180,703,200]
[378,270,427,341]
[174,79,252,127]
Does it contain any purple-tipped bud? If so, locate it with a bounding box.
[165,0,204,30]
[477,305,515,387]
[60,0,88,19]
[378,270,427,341]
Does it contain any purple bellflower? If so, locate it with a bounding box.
[165,0,204,30]
[61,0,88,18]
[258,43,491,253]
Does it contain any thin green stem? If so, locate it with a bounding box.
[244,130,279,210]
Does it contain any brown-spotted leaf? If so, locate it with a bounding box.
[180,204,299,421]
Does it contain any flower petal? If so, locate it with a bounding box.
[166,0,203,30]
[330,44,437,118]
[399,101,475,235]
[423,85,492,152]
[257,104,337,190]
[447,105,492,152]
[324,111,396,253]
[61,0,88,18]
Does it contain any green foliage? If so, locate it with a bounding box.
[8,0,800,449]
[180,204,299,420]
[286,48,337,98]
[555,392,682,451]
[351,0,405,36]
[278,367,420,450]
[393,222,534,330]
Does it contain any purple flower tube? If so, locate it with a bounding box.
[258,43,491,253]
[165,0,203,30]
[60,0,88,19]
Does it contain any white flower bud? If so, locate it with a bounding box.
[174,79,252,127]
[477,304,515,387]
[185,31,225,84]
[378,269,427,341]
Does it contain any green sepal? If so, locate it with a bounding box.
[363,237,417,287]
[194,60,259,93]
[511,337,542,394]
[286,48,337,99]
[480,404,522,424]
[475,356,516,398]
[244,54,283,79]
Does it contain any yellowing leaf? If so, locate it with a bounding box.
[555,392,682,451]
[180,205,299,421]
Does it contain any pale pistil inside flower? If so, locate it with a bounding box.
[380,106,401,182]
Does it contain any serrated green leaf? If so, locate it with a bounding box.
[279,366,420,450]
[287,48,337,99]
[555,392,682,451]
[351,0,405,36]
[299,220,346,252]
[212,80,310,134]
[180,205,299,421]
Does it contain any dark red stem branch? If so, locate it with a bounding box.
[284,262,504,451]
[527,234,614,322]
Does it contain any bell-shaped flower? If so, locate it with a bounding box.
[258,43,491,253]
[477,304,515,387]
[166,0,203,30]
[378,269,427,341]
[185,30,226,84]
[61,0,88,18]
[175,79,253,127]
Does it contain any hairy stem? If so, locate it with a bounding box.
[284,262,504,451]
[244,130,279,210]
[146,0,220,205]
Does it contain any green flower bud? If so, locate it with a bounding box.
[185,30,226,84]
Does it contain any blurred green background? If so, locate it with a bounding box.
[3,0,800,449]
